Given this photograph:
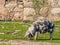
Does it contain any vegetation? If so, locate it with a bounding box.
[32,0,48,20]
[0,43,11,45]
[0,21,60,43]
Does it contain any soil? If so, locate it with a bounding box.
[0,40,60,45]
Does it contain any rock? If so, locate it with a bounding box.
[13,12,23,20]
[18,5,24,8]
[24,8,35,16]
[58,0,60,6]
[48,8,60,21]
[51,8,60,14]
[14,7,23,12]
[23,16,34,21]
[0,6,9,20]
[0,0,60,21]
[47,14,60,21]
[0,6,9,15]
[0,0,5,6]
[23,0,32,2]
[48,0,59,7]
[5,1,17,8]
[23,8,35,21]
[23,1,33,8]
[37,16,45,20]
[40,7,49,17]
[5,1,17,11]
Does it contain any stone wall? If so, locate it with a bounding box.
[0,0,36,21]
[0,0,5,6]
[0,0,60,21]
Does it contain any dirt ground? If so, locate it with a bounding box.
[0,40,60,45]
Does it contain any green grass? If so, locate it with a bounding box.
[0,43,11,45]
[0,22,28,40]
[0,21,60,43]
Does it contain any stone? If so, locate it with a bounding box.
[0,6,9,15]
[47,14,60,21]
[24,8,35,16]
[23,0,32,2]
[40,7,49,17]
[23,1,33,8]
[13,12,23,20]
[58,0,60,6]
[51,8,60,14]
[23,8,35,21]
[0,0,5,6]
[18,5,24,8]
[5,1,17,11]
[0,0,60,21]
[0,6,9,20]
[14,7,23,11]
[5,2,17,7]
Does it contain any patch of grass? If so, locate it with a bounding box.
[0,22,28,40]
[54,21,60,25]
[0,21,60,43]
[0,43,11,45]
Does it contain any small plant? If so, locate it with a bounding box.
[32,0,48,20]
